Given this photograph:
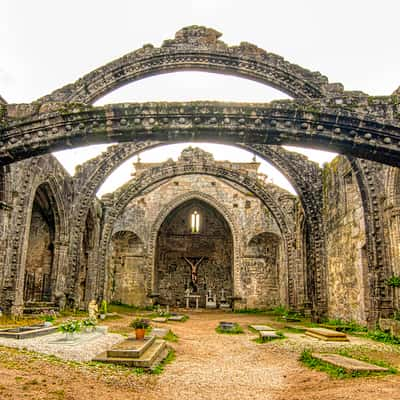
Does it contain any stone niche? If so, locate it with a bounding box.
[108,230,148,306]
[155,199,233,307]
[24,183,56,303]
[241,232,282,309]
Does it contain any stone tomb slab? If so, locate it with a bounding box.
[0,325,57,339]
[249,325,275,332]
[259,331,280,339]
[108,336,155,358]
[93,339,168,369]
[152,317,168,323]
[312,353,389,372]
[305,327,349,342]
[151,328,170,338]
[168,315,185,321]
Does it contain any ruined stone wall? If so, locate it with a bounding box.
[323,156,368,323]
[383,166,400,312]
[0,155,74,313]
[108,231,147,306]
[106,173,294,309]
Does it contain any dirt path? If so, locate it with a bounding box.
[1,311,400,400]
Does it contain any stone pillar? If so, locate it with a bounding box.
[51,241,69,305]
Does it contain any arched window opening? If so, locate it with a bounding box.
[191,210,200,233]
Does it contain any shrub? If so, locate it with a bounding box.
[58,320,82,334]
[99,300,108,315]
[130,318,150,329]
[386,276,400,287]
[83,318,97,327]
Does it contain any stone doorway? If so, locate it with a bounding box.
[155,199,233,308]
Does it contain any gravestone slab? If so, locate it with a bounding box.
[151,328,169,338]
[312,353,389,372]
[259,331,280,339]
[305,327,349,342]
[168,315,185,321]
[249,325,274,331]
[152,317,168,323]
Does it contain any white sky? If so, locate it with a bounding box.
[2,1,399,196]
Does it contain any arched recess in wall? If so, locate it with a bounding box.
[68,142,319,311]
[384,167,400,292]
[97,165,296,309]
[107,230,146,307]
[78,207,96,307]
[153,198,234,308]
[244,231,285,309]
[6,156,69,313]
[23,183,59,304]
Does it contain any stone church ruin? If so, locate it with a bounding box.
[1,26,400,328]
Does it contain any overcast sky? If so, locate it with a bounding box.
[2,1,399,195]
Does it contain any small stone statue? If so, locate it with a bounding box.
[88,299,98,319]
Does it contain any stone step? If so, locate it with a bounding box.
[23,302,59,315]
[312,353,389,372]
[107,336,155,358]
[93,339,168,369]
[305,327,349,342]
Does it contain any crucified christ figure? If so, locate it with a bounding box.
[183,256,205,287]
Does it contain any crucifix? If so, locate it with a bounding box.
[183,256,205,290]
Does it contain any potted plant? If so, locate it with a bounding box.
[82,318,97,333]
[99,300,108,320]
[130,318,150,340]
[58,319,82,340]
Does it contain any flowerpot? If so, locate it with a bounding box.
[135,328,145,340]
[43,321,53,327]
[99,314,106,320]
[84,326,94,333]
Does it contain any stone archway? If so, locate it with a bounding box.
[2,101,400,166]
[154,198,234,308]
[39,26,334,104]
[23,183,56,303]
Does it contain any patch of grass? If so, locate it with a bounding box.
[299,349,396,379]
[49,389,65,399]
[322,319,367,333]
[233,308,270,315]
[150,349,175,375]
[366,329,400,345]
[164,330,179,342]
[282,326,305,334]
[108,302,154,314]
[216,323,244,334]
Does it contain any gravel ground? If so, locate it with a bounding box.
[1,311,400,400]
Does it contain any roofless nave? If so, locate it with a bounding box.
[1,26,400,326]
